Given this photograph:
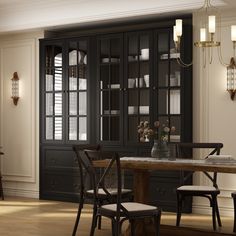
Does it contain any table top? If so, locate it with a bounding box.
[93,157,236,174]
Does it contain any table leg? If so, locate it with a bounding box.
[123,170,155,236]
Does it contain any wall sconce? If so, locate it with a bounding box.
[227,58,236,100]
[11,72,19,105]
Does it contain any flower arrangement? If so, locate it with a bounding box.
[137,120,175,142]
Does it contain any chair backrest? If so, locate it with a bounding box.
[73,144,101,193]
[176,142,223,187]
[84,150,121,203]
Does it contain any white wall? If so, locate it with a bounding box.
[192,9,236,216]
[0,31,43,198]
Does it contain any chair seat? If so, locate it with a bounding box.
[177,185,219,193]
[100,202,159,218]
[86,188,132,196]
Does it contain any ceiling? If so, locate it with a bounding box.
[0,0,235,34]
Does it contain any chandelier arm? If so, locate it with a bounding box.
[176,57,193,67]
[217,47,230,67]
[209,47,213,64]
[203,48,206,68]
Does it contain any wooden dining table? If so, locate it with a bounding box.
[93,157,236,236]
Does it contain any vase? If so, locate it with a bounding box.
[151,139,170,158]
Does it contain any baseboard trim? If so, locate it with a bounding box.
[4,188,39,199]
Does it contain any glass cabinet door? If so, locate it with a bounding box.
[45,44,63,141]
[67,40,88,142]
[156,29,181,142]
[126,32,151,142]
[98,35,122,142]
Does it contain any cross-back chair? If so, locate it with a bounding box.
[84,149,162,236]
[72,145,132,236]
[176,142,223,231]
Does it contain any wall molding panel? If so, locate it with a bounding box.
[0,31,43,198]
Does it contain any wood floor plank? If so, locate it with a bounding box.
[0,197,234,236]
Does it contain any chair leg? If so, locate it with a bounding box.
[176,192,182,226]
[97,215,102,229]
[211,196,217,231]
[233,196,236,233]
[215,198,222,227]
[72,198,84,236]
[89,204,97,236]
[130,220,135,236]
[154,211,161,236]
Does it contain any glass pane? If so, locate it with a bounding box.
[69,49,77,66]
[54,52,62,67]
[111,38,120,60]
[170,61,181,87]
[54,93,62,115]
[46,46,53,67]
[140,62,149,86]
[158,61,168,87]
[54,68,62,91]
[170,116,181,142]
[69,76,77,90]
[140,35,149,61]
[170,89,180,114]
[100,65,109,89]
[100,116,109,141]
[54,117,62,140]
[110,64,120,86]
[101,91,109,115]
[158,33,169,54]
[158,89,168,114]
[128,90,138,115]
[101,39,109,63]
[128,35,138,59]
[69,92,77,115]
[79,117,87,140]
[46,117,53,140]
[46,74,53,91]
[78,40,87,65]
[79,78,87,90]
[140,90,149,105]
[69,117,77,140]
[110,117,119,141]
[128,116,138,141]
[110,90,119,112]
[79,92,87,115]
[46,93,53,115]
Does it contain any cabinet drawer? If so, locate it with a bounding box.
[43,149,78,168]
[43,172,81,193]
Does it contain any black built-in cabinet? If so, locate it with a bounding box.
[40,16,192,211]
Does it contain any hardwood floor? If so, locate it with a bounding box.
[0,197,235,236]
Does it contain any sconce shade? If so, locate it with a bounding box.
[11,72,19,105]
[227,57,236,100]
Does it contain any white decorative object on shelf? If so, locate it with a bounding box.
[128,106,138,114]
[140,48,149,60]
[128,78,135,88]
[108,84,120,89]
[144,74,149,87]
[139,106,149,114]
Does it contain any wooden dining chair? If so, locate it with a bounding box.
[72,145,133,236]
[85,149,162,236]
[232,192,236,232]
[176,142,223,231]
